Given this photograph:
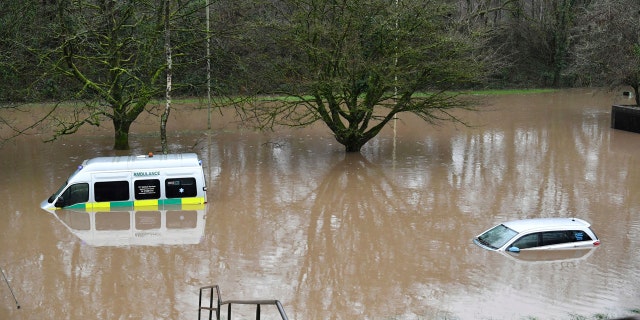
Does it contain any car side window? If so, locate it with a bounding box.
[511,233,540,249]
[541,231,574,246]
[569,230,592,242]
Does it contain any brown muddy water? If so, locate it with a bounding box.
[1,89,639,320]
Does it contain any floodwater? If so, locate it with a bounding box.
[1,89,639,320]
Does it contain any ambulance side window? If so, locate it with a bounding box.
[134,179,161,200]
[166,178,197,198]
[94,181,130,202]
[60,183,89,207]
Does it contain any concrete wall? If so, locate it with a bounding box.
[611,105,640,133]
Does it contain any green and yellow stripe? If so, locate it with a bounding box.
[66,197,206,211]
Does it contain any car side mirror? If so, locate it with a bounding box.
[54,197,65,208]
[508,246,521,253]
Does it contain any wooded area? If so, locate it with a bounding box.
[1,0,639,151]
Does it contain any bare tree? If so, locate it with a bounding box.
[247,0,484,153]
[39,0,167,150]
[33,0,209,150]
[571,0,640,105]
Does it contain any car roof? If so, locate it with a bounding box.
[502,217,591,233]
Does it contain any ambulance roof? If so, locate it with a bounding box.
[80,153,201,172]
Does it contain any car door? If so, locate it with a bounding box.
[56,183,90,208]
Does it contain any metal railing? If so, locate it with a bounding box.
[198,285,289,320]
[198,285,222,320]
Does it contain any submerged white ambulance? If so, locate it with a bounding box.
[41,153,207,211]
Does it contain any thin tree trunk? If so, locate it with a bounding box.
[161,0,171,154]
[206,0,212,130]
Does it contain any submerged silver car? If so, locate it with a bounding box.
[473,217,600,252]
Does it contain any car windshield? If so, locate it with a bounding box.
[476,224,518,250]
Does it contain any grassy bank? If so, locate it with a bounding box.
[464,88,559,95]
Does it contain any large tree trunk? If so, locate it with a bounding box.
[336,130,375,153]
[113,118,132,150]
[344,143,364,153]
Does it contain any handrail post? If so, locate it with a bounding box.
[198,288,203,320]
[208,286,214,320]
[256,304,261,320]
[215,286,221,320]
[209,285,220,320]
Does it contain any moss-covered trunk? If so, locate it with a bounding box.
[334,125,384,153]
[113,117,132,150]
[338,133,367,152]
[110,98,147,150]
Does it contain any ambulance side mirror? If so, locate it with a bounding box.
[55,197,65,208]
